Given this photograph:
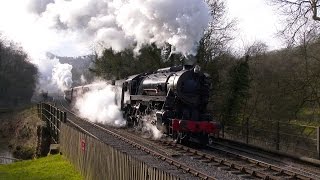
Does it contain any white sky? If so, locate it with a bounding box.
[226,0,283,51]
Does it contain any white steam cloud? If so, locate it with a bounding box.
[52,61,73,92]
[80,74,87,85]
[0,1,75,94]
[141,114,163,140]
[28,0,210,55]
[74,82,126,127]
[0,0,209,94]
[35,56,73,93]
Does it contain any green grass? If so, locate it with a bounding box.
[0,155,83,180]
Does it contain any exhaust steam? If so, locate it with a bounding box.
[74,82,126,127]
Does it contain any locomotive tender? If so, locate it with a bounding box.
[65,65,220,144]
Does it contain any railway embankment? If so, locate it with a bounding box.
[0,106,50,160]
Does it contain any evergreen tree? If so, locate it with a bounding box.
[90,44,166,80]
[223,56,250,124]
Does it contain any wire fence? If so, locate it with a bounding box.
[221,118,320,159]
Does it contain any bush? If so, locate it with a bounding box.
[13,146,36,160]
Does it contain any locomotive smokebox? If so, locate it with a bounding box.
[183,55,196,70]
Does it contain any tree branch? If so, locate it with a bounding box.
[310,0,320,20]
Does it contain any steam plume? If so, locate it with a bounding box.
[141,113,163,140]
[0,0,210,95]
[74,82,126,127]
[36,56,73,93]
[28,0,210,55]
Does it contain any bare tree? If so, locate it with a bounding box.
[197,0,236,64]
[270,0,320,43]
[244,41,268,57]
[0,38,38,107]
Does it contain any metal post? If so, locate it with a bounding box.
[63,112,67,123]
[55,109,59,142]
[49,105,52,128]
[59,111,62,128]
[51,106,54,140]
[246,118,249,144]
[55,108,57,131]
[276,120,280,151]
[39,103,41,118]
[56,109,59,137]
[222,123,225,138]
[317,127,320,159]
[37,104,39,118]
[57,109,60,126]
[41,103,44,121]
[54,107,57,128]
[60,111,64,124]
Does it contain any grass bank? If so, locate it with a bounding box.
[0,154,83,180]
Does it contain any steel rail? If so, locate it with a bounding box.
[57,99,316,180]
[157,140,315,180]
[208,144,318,180]
[211,141,320,178]
[57,100,216,180]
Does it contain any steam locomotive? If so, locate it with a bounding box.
[65,65,220,144]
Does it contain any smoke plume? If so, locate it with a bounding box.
[27,0,210,55]
[74,82,126,127]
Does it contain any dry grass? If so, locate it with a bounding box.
[0,106,44,159]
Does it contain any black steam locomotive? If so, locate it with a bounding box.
[65,65,220,144]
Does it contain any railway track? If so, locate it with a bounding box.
[209,141,320,179]
[56,99,318,180]
[145,138,318,180]
[108,125,319,179]
[57,99,216,180]
[103,125,320,180]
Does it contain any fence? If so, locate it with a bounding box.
[221,118,320,159]
[37,103,180,180]
[60,123,180,180]
[37,103,66,143]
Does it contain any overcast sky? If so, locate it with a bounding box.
[226,0,283,51]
